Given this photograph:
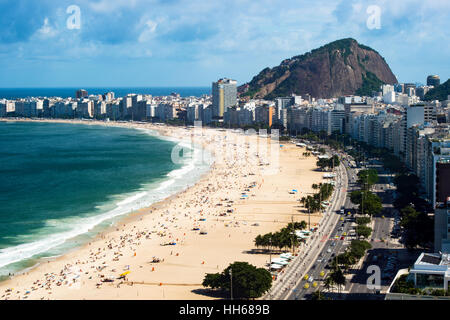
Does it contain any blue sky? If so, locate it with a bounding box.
[0,0,449,87]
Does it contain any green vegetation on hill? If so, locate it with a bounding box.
[424,79,450,101]
[355,71,385,96]
[265,75,297,100]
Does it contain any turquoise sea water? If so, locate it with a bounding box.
[0,121,210,278]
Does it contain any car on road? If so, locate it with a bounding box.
[331,241,336,246]
[327,248,332,253]
[340,236,345,240]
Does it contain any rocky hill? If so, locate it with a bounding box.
[424,79,450,101]
[239,38,398,99]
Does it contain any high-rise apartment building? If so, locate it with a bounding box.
[76,89,88,99]
[212,78,237,118]
[435,205,450,253]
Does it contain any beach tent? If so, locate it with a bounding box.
[271,258,289,265]
[292,189,298,193]
[270,264,283,270]
[280,253,293,260]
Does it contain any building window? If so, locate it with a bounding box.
[416,273,444,289]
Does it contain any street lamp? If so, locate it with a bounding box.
[230,267,233,300]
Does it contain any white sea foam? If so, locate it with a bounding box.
[0,129,212,272]
[116,191,147,207]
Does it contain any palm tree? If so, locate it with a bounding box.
[299,197,306,206]
[324,276,335,293]
[330,267,346,294]
[254,235,264,250]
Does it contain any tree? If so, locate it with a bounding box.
[335,252,356,270]
[310,290,329,300]
[319,183,334,201]
[287,221,307,230]
[202,262,272,299]
[254,235,264,250]
[394,174,420,199]
[356,217,371,225]
[391,274,422,295]
[304,195,321,213]
[350,191,383,216]
[331,155,340,168]
[329,267,346,293]
[324,276,335,293]
[202,273,222,290]
[355,225,372,239]
[316,158,330,171]
[400,206,434,249]
[357,169,379,191]
[349,240,372,259]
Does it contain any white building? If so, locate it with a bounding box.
[409,253,450,291]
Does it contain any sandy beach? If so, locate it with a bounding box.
[0,119,325,300]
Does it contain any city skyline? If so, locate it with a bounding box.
[0,0,449,88]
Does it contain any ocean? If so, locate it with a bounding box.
[0,87,211,99]
[0,121,211,279]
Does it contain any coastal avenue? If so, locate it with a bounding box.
[266,146,350,299]
[279,150,410,300]
[285,154,358,300]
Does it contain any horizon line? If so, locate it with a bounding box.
[0,86,211,89]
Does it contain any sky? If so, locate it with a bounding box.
[0,0,449,87]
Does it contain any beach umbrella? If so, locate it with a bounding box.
[120,271,130,277]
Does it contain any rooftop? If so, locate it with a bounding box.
[416,253,450,267]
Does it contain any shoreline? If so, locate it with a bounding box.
[0,118,326,300]
[0,118,213,280]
